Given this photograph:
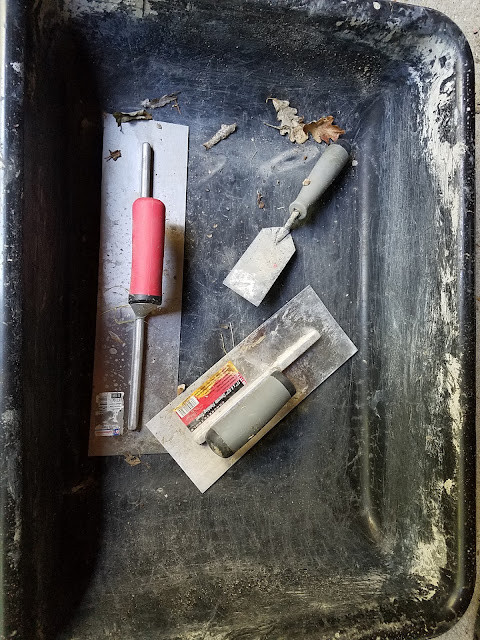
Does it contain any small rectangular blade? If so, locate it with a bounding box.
[223,227,296,306]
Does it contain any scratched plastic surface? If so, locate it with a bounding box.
[1,0,475,638]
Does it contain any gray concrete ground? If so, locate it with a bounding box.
[400,1,479,638]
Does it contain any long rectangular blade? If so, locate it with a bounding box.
[88,118,189,456]
[223,227,296,306]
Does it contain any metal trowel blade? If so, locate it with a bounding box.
[223,227,296,306]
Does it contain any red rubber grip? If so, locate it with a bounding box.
[129,197,166,298]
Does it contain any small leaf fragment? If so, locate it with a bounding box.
[303,116,345,144]
[124,452,141,466]
[203,123,237,149]
[112,110,153,126]
[141,92,180,109]
[69,477,95,494]
[302,178,311,186]
[108,330,125,346]
[105,149,122,162]
[291,125,309,144]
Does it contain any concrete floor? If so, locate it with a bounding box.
[400,1,479,638]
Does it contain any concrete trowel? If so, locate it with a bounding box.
[146,286,357,492]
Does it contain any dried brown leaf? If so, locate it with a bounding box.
[124,452,141,466]
[266,99,345,145]
[267,98,308,144]
[141,92,180,109]
[291,125,309,144]
[105,149,122,161]
[112,110,153,126]
[303,116,345,144]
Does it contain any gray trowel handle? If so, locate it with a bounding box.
[289,140,351,220]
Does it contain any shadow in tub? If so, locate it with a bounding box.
[22,27,105,637]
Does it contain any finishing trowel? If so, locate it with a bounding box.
[223,140,351,306]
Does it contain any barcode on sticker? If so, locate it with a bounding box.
[96,391,124,413]
[174,362,246,431]
[175,396,199,418]
[95,391,124,436]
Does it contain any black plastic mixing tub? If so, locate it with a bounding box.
[0,0,475,638]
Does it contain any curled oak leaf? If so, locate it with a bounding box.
[303,116,345,144]
[267,98,308,144]
[112,110,153,126]
[141,92,180,109]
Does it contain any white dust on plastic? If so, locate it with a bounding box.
[406,39,466,593]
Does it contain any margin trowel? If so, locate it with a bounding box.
[223,140,351,306]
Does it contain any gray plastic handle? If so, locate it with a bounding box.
[289,141,351,220]
[205,371,296,458]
